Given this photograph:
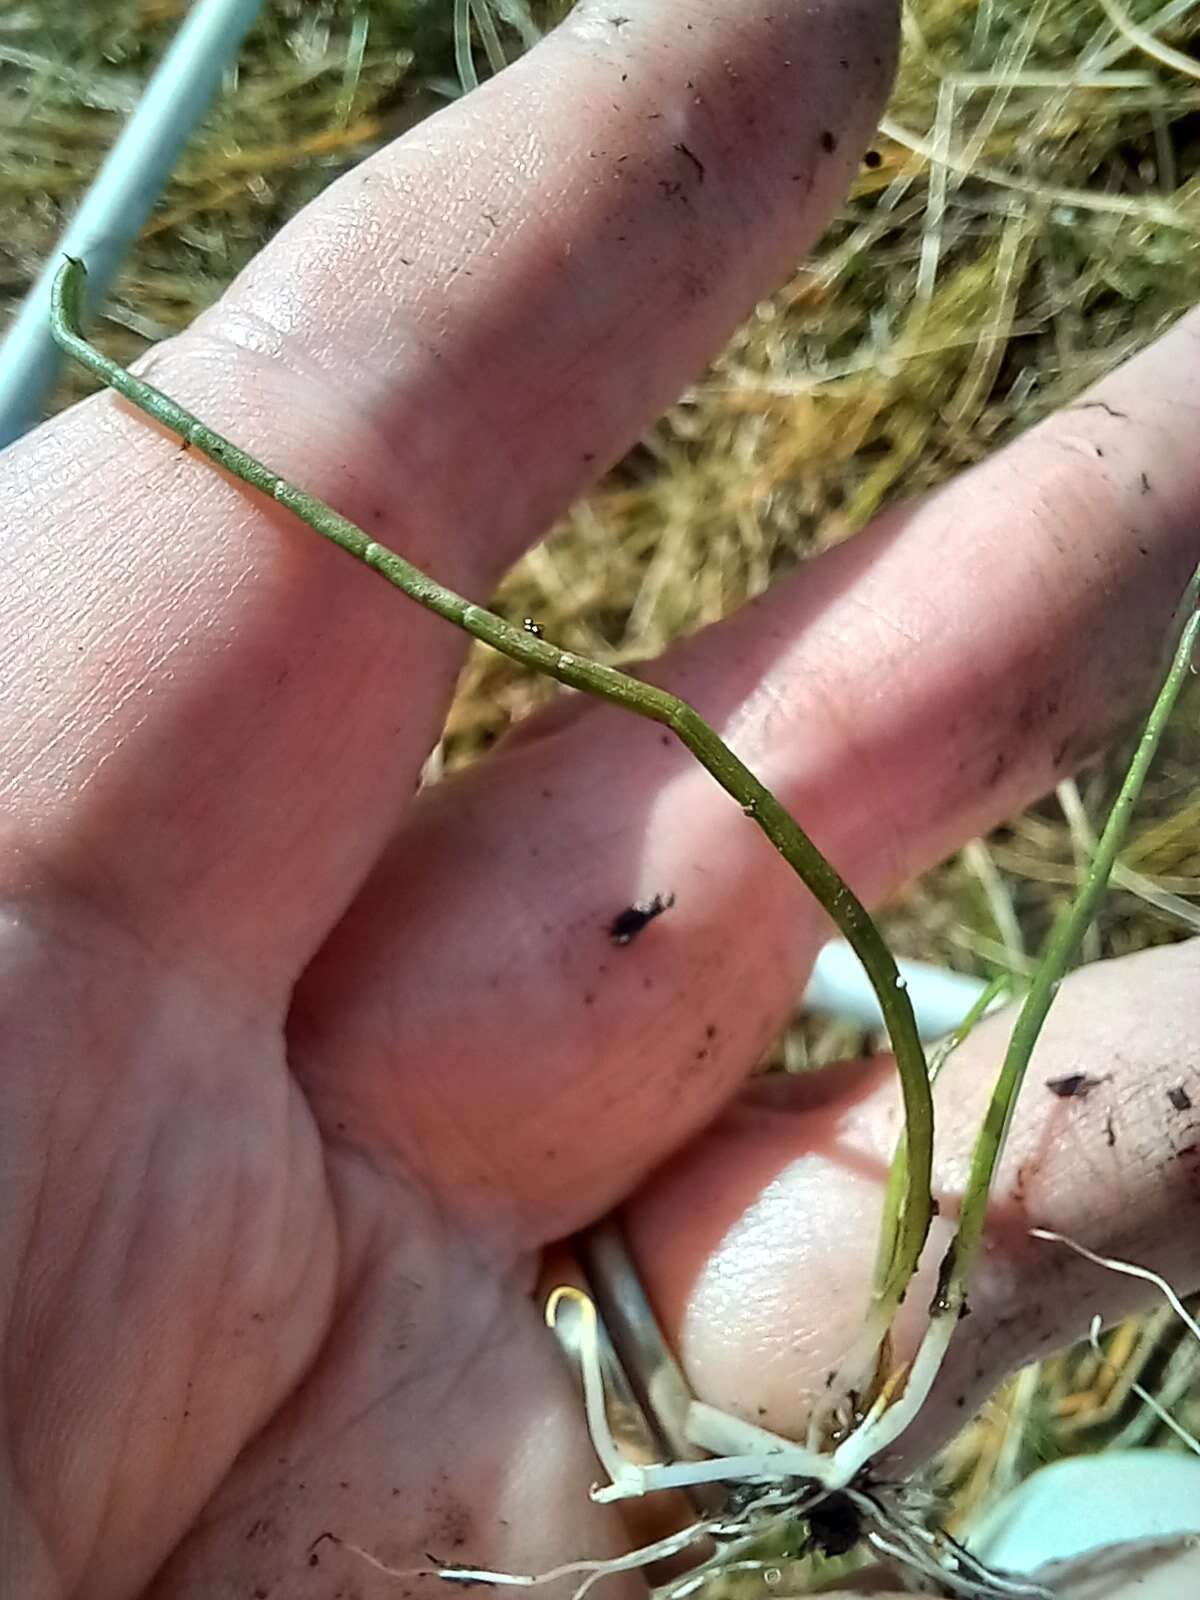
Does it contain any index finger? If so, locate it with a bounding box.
[0,0,898,991]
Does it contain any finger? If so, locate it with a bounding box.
[622,937,1200,1466]
[291,304,1200,1239]
[1,0,896,989]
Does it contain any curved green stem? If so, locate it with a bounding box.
[49,257,934,1299]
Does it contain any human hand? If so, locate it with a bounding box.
[2,3,1198,1597]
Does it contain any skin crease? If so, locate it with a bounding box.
[0,2,1198,1598]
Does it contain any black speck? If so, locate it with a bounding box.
[1140,470,1152,494]
[819,129,837,153]
[674,141,706,182]
[1095,445,1105,457]
[705,1023,718,1039]
[609,13,629,24]
[660,733,671,747]
[583,992,596,1006]
[863,149,882,169]
[1071,400,1127,420]
[1168,1085,1193,1112]
[1105,1113,1117,1148]
[984,747,1009,788]
[609,892,675,945]
[658,179,684,200]
[1046,1072,1100,1099]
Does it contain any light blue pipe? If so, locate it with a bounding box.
[0,0,263,449]
[804,940,995,1042]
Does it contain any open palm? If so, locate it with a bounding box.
[4,5,1199,1597]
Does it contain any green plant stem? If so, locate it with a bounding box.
[470,0,509,74]
[944,570,1200,1312]
[49,256,934,1300]
[454,0,479,93]
[871,971,1009,1295]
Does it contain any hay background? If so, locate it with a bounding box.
[3,0,1200,1551]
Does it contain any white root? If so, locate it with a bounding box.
[1030,1228,1200,1343]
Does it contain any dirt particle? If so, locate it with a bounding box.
[1140,470,1152,494]
[609,892,675,945]
[1168,1085,1193,1112]
[1070,400,1127,420]
[1105,1113,1117,1148]
[819,129,837,152]
[984,747,1009,788]
[1046,1072,1102,1099]
[673,141,706,182]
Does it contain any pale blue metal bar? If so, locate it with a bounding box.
[0,0,263,449]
